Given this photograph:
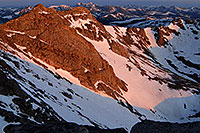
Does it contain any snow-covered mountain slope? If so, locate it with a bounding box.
[0,4,199,132]
[149,20,200,83]
[0,50,141,131]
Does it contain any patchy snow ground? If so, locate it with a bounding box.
[149,23,200,82]
[0,50,159,131]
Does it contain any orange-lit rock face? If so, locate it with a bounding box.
[0,4,128,100]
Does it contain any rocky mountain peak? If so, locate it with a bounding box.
[69,6,91,14]
[33,4,48,11]
[0,4,128,100]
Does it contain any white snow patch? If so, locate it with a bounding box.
[15,44,26,50]
[64,13,88,18]
[5,30,25,35]
[145,28,157,47]
[168,23,180,31]
[29,35,37,39]
[14,12,20,15]
[39,11,49,14]
[70,19,91,29]
[83,67,89,73]
[56,69,82,86]
[155,94,200,122]
[0,116,8,132]
[105,26,118,38]
[2,15,12,19]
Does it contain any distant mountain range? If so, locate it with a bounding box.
[0,3,200,26]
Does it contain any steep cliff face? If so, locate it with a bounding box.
[0,4,128,100]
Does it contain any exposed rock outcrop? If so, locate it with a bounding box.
[0,4,128,99]
[0,55,63,125]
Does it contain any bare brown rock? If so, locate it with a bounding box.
[149,19,182,47]
[116,27,151,52]
[0,4,128,99]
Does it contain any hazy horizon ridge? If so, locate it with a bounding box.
[0,0,200,8]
